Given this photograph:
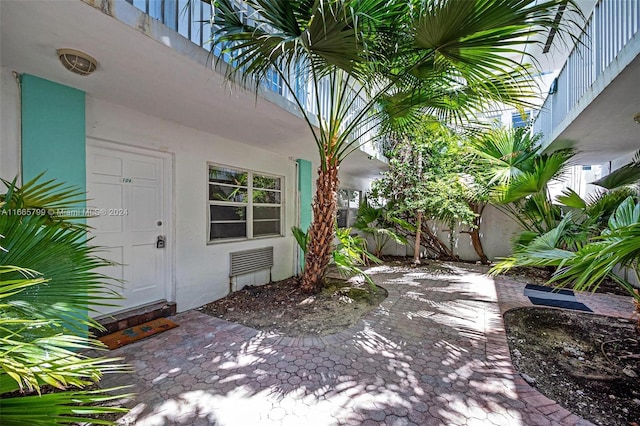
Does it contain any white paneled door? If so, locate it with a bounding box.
[87,142,172,316]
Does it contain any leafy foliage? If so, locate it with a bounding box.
[210,0,582,290]
[292,225,380,289]
[332,227,381,289]
[373,125,477,229]
[469,127,574,235]
[0,176,131,424]
[493,197,640,306]
[353,198,407,258]
[489,148,640,321]
[591,149,640,189]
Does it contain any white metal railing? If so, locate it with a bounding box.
[124,0,386,161]
[533,0,639,147]
[125,0,213,48]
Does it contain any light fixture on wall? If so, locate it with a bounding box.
[634,113,640,125]
[57,49,97,76]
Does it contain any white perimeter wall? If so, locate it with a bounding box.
[454,205,522,261]
[85,96,301,312]
[603,149,640,288]
[609,150,639,174]
[383,205,522,262]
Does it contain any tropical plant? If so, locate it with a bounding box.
[469,126,574,235]
[353,198,407,258]
[489,145,640,274]
[292,224,380,289]
[372,124,477,262]
[0,176,131,425]
[332,227,381,289]
[591,149,640,190]
[492,197,640,322]
[292,225,309,257]
[212,0,581,292]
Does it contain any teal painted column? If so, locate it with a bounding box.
[20,74,88,335]
[21,74,86,215]
[296,159,312,269]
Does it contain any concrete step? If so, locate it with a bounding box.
[91,300,177,337]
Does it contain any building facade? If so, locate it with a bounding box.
[0,0,386,316]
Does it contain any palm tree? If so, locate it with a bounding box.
[469,126,574,235]
[212,0,580,293]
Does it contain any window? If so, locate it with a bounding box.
[337,189,361,228]
[208,164,283,241]
[511,110,531,129]
[265,67,283,95]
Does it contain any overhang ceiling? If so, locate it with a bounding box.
[0,0,386,179]
[547,56,640,165]
[3,0,631,173]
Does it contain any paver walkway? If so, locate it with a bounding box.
[100,262,637,425]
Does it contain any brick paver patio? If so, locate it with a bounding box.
[100,262,637,425]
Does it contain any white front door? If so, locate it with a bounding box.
[87,142,172,316]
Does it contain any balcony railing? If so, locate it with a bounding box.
[533,0,639,147]
[123,0,387,161]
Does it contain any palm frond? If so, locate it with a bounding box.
[490,216,574,274]
[555,187,586,209]
[1,177,131,423]
[0,387,132,425]
[606,196,640,230]
[291,226,309,255]
[591,149,640,189]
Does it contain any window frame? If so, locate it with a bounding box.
[337,188,362,228]
[511,110,532,129]
[207,162,284,243]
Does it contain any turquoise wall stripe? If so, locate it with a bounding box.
[20,75,88,334]
[296,159,313,270]
[21,74,86,215]
[296,159,312,231]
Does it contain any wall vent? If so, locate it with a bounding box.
[229,246,274,279]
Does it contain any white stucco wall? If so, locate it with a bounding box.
[602,150,640,288]
[0,66,21,181]
[85,97,302,312]
[465,205,522,261]
[382,205,522,262]
[609,150,638,174]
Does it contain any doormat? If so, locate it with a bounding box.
[524,284,592,312]
[99,318,178,350]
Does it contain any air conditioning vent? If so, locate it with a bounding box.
[229,246,274,277]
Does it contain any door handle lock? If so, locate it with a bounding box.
[156,235,166,249]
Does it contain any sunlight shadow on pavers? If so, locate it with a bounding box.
[100,262,565,425]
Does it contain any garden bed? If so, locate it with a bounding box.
[505,308,640,426]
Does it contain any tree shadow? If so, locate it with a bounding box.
[99,263,564,425]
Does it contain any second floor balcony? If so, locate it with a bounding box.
[532,0,639,165]
[123,0,388,164]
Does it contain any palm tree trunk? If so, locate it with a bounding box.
[300,161,339,293]
[413,210,422,264]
